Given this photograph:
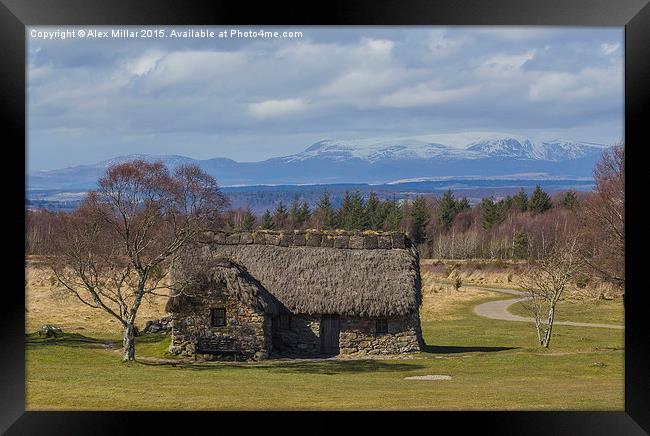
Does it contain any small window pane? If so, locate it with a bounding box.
[376,318,388,335]
[211,308,226,327]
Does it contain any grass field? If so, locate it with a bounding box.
[508,299,624,326]
[25,264,624,410]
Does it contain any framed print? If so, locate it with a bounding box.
[2,0,649,433]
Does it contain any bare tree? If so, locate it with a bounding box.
[46,160,228,361]
[578,143,625,288]
[520,238,581,347]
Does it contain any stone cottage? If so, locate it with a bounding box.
[166,230,424,360]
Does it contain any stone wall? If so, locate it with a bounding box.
[198,229,410,250]
[169,290,271,360]
[339,312,421,357]
[271,315,321,357]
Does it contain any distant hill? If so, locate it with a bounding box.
[27,132,608,190]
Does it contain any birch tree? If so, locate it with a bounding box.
[520,238,581,347]
[46,160,228,361]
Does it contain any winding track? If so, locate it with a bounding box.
[468,285,624,330]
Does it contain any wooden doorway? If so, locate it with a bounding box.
[320,314,340,355]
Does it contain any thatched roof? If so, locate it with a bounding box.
[172,240,421,317]
[166,257,279,315]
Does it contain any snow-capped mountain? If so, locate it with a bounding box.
[284,133,606,163]
[27,132,610,189]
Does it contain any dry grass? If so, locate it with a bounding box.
[419,271,498,321]
[26,257,168,334]
[420,258,524,288]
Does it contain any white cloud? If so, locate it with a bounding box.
[247,98,308,118]
[474,28,553,41]
[476,50,535,78]
[125,50,165,77]
[378,82,481,108]
[600,42,620,55]
[139,50,246,90]
[528,66,621,102]
[428,30,468,57]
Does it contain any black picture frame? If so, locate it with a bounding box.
[2,0,648,433]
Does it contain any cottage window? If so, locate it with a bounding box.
[376,318,388,335]
[279,308,292,330]
[210,308,226,327]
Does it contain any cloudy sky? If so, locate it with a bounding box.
[27,26,623,171]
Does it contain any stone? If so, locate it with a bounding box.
[404,375,452,381]
[378,236,392,249]
[391,233,406,249]
[321,235,335,248]
[363,235,378,249]
[305,233,322,247]
[279,233,294,247]
[293,232,306,246]
[334,235,349,249]
[39,324,62,338]
[266,233,281,246]
[349,235,364,249]
[240,233,253,244]
[252,232,266,245]
[213,232,226,244]
[226,233,240,244]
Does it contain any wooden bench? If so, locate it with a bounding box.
[194,337,240,361]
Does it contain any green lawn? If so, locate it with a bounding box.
[507,298,624,326]
[26,293,624,410]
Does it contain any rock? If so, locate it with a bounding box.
[213,232,226,244]
[240,233,253,244]
[226,233,240,244]
[404,375,452,381]
[266,233,281,246]
[320,235,335,248]
[349,235,364,249]
[252,232,266,245]
[39,324,62,338]
[279,233,294,246]
[305,233,321,247]
[334,235,349,249]
[293,232,306,246]
[391,233,406,249]
[378,236,392,249]
[363,235,378,249]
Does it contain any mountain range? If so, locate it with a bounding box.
[28,132,609,190]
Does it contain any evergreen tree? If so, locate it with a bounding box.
[261,209,273,229]
[365,192,384,230]
[513,189,528,212]
[315,191,336,229]
[382,198,402,231]
[480,197,497,230]
[241,207,256,231]
[455,197,470,211]
[482,196,512,230]
[272,201,289,229]
[512,231,530,259]
[298,201,311,226]
[561,190,578,210]
[339,190,366,230]
[289,198,303,228]
[337,191,353,230]
[437,190,458,230]
[410,195,430,244]
[528,185,552,214]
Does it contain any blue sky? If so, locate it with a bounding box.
[27,26,623,171]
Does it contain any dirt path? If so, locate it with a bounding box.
[467,285,624,330]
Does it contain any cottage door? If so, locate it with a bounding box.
[320,314,340,355]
